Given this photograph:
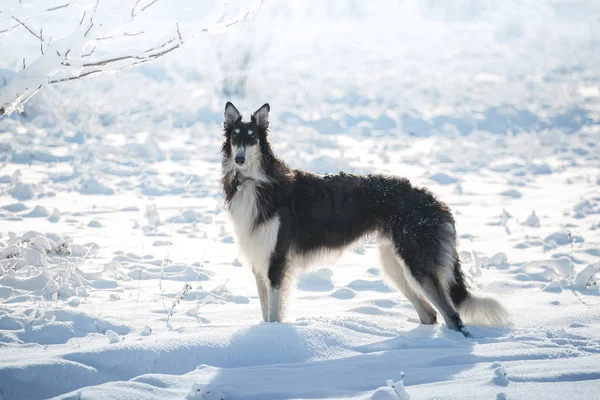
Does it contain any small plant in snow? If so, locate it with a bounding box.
[144,203,161,230]
[572,264,600,290]
[0,232,94,324]
[493,366,509,386]
[372,372,410,400]
[7,170,34,200]
[500,208,511,235]
[387,372,410,400]
[463,250,485,290]
[141,325,152,336]
[521,210,540,227]
[567,230,577,278]
[167,282,192,322]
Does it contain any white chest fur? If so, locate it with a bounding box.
[228,181,280,278]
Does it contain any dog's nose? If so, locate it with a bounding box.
[235,155,245,165]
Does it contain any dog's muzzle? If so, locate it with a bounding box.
[234,147,246,165]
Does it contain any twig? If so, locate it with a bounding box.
[11,16,42,40]
[132,0,160,18]
[143,37,176,54]
[84,22,93,37]
[81,46,96,58]
[176,22,182,42]
[131,0,142,17]
[46,3,70,12]
[96,31,145,40]
[40,29,44,55]
[190,0,266,40]
[167,282,192,323]
[83,0,100,37]
[0,3,71,35]
[159,176,193,315]
[48,69,102,84]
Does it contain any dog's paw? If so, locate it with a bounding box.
[419,313,437,325]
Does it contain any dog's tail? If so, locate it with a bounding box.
[450,257,512,326]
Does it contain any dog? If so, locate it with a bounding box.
[220,102,510,337]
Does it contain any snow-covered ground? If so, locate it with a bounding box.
[1,1,599,399]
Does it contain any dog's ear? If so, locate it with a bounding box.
[252,103,270,130]
[224,102,241,129]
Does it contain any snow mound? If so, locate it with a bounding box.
[430,173,458,185]
[79,178,115,195]
[521,210,540,227]
[24,205,50,218]
[331,287,357,299]
[297,268,334,291]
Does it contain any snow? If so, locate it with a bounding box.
[1,0,600,399]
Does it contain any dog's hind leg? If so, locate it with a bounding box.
[379,244,437,324]
[418,274,469,336]
[395,223,470,337]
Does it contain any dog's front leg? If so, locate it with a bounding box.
[267,207,292,322]
[254,273,269,322]
[268,284,281,322]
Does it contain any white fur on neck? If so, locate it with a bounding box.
[227,179,279,279]
[223,141,278,284]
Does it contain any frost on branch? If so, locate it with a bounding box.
[0,0,266,117]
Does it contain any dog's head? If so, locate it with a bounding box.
[222,102,270,172]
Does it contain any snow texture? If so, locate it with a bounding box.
[1,1,600,400]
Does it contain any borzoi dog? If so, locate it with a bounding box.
[221,102,510,337]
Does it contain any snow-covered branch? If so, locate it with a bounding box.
[0,0,266,117]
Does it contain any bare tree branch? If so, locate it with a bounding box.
[84,22,93,37]
[48,69,102,83]
[131,0,159,18]
[11,16,42,40]
[81,46,95,57]
[96,31,145,40]
[46,3,70,12]
[131,0,143,18]
[79,10,87,25]
[0,3,71,36]
[1,0,266,117]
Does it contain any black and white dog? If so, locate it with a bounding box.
[221,102,510,337]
